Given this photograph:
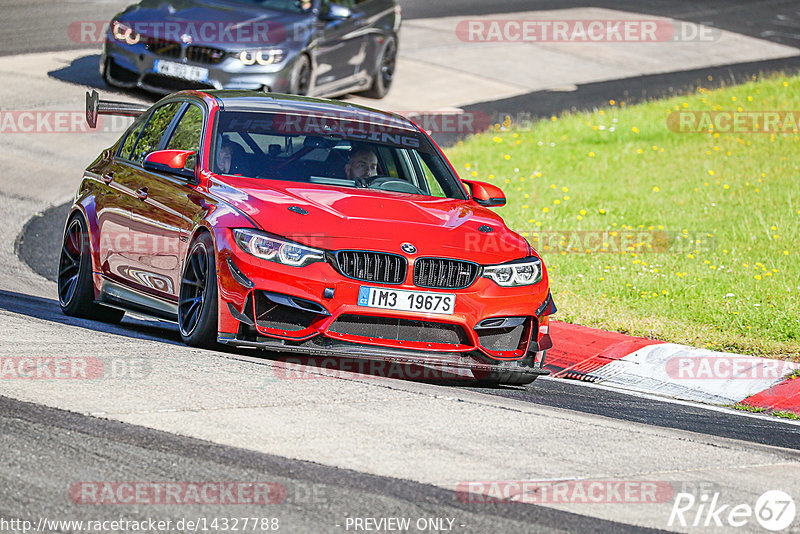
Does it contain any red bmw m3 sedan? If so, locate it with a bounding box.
[59,90,555,385]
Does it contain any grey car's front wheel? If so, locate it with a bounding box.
[288,54,311,96]
[362,36,396,99]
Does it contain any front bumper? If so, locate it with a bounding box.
[102,39,295,94]
[218,333,550,380]
[215,229,554,367]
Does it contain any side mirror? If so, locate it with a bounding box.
[320,3,352,20]
[143,150,196,180]
[462,180,506,207]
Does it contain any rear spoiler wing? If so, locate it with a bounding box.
[85,90,149,128]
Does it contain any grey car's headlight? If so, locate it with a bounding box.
[111,21,141,45]
[233,229,324,267]
[238,49,286,66]
[482,257,543,287]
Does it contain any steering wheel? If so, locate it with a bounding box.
[365,175,424,194]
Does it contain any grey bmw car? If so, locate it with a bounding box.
[101,0,400,98]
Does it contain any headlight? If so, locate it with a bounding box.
[239,49,286,66]
[232,229,324,267]
[482,257,543,287]
[111,21,141,45]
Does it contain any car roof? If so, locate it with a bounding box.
[200,90,417,132]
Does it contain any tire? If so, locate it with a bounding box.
[58,214,125,323]
[361,35,397,99]
[288,54,311,96]
[178,232,219,348]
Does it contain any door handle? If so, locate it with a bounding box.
[101,173,114,184]
[136,187,149,200]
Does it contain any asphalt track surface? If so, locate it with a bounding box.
[1,395,663,534]
[5,1,800,532]
[3,0,800,56]
[16,204,800,452]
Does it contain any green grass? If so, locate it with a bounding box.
[445,73,800,359]
[734,403,800,420]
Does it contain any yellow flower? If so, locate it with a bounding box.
[579,209,587,215]
[637,149,643,154]
[554,200,561,205]
[577,215,583,220]
[589,152,595,157]
[708,170,715,176]
[609,100,616,105]
[542,207,550,213]
[504,154,511,160]
[755,275,762,280]
[632,127,640,133]
[562,187,568,192]
[723,184,729,189]
[471,171,478,177]
[599,209,606,214]
[493,136,502,143]
[653,186,660,192]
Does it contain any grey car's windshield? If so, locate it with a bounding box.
[221,0,312,13]
[211,110,468,200]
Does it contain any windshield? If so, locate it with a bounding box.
[220,0,313,13]
[211,110,468,200]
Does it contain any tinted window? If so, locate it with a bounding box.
[119,119,145,160]
[129,103,182,165]
[211,110,467,200]
[166,104,204,169]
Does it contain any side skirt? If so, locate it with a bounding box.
[97,277,179,322]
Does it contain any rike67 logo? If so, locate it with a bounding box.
[669,490,796,531]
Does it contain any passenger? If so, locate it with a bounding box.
[345,147,379,187]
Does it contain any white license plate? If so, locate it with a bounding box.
[154,60,209,82]
[358,287,456,315]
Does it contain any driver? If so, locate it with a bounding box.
[344,147,378,187]
[217,139,234,174]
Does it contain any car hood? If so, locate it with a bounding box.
[121,0,309,47]
[210,180,532,264]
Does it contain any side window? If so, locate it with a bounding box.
[166,104,204,169]
[129,102,182,165]
[409,151,446,198]
[119,119,145,160]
